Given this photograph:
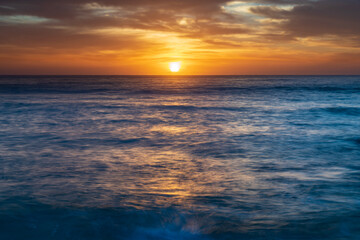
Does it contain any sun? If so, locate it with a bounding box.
[169,62,181,72]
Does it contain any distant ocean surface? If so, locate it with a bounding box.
[0,75,359,240]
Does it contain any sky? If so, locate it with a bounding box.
[0,0,359,75]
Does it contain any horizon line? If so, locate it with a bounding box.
[1,74,360,77]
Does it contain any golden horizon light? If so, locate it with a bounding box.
[0,1,359,75]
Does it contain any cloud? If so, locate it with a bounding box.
[0,0,359,74]
[0,15,52,24]
[3,0,358,39]
[250,0,360,37]
[0,1,253,55]
[0,0,229,20]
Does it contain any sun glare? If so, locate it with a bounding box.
[169,62,181,72]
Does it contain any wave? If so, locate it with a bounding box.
[1,76,359,95]
[323,107,360,116]
[149,105,250,112]
[1,197,359,240]
[56,137,146,149]
[0,198,211,240]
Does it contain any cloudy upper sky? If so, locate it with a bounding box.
[0,0,359,74]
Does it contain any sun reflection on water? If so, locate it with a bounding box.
[1,76,359,238]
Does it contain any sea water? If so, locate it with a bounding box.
[0,75,359,239]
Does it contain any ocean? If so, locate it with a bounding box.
[0,75,359,239]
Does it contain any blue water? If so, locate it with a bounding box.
[0,75,359,239]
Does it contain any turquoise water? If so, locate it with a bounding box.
[0,75,360,239]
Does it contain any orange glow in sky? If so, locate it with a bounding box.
[0,1,359,75]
